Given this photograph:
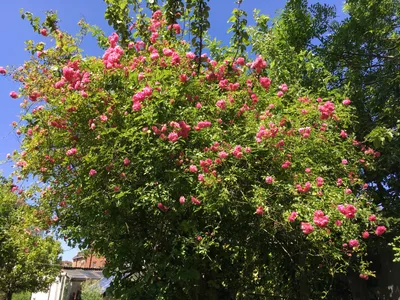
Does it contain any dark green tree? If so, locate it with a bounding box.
[251,0,400,216]
[0,179,62,300]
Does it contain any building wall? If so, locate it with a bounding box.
[72,254,105,268]
[31,275,64,300]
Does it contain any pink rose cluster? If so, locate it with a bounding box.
[318,101,335,120]
[194,120,212,131]
[152,121,191,142]
[102,33,124,69]
[277,83,288,97]
[337,204,357,219]
[216,99,226,110]
[250,55,267,73]
[219,79,240,91]
[167,23,181,34]
[296,182,311,193]
[298,127,311,138]
[55,60,91,91]
[66,148,77,156]
[301,222,314,234]
[313,210,329,228]
[259,77,271,91]
[232,145,243,159]
[256,124,279,143]
[132,86,153,111]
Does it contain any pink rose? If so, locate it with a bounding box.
[186,52,196,60]
[288,211,298,222]
[265,176,274,184]
[66,148,77,156]
[218,151,228,159]
[279,83,288,92]
[198,174,204,182]
[337,204,357,218]
[359,274,369,280]
[10,91,18,99]
[349,239,359,248]
[89,169,97,176]
[301,222,314,234]
[157,203,168,212]
[191,196,201,205]
[255,206,264,215]
[313,210,329,228]
[316,177,324,187]
[189,165,198,173]
[132,102,141,111]
[259,77,271,90]
[168,132,179,142]
[216,100,226,110]
[375,226,386,236]
[40,28,48,36]
[342,99,351,105]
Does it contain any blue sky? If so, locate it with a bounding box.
[0,0,344,261]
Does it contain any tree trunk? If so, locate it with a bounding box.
[6,291,13,300]
[298,253,310,300]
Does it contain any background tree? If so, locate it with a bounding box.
[0,178,62,300]
[250,0,400,216]
[248,1,400,296]
[81,280,103,300]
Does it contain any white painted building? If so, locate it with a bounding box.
[31,268,103,300]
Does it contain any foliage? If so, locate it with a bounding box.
[1,2,390,300]
[249,0,400,271]
[251,0,400,215]
[0,179,62,300]
[81,280,103,300]
[11,292,31,300]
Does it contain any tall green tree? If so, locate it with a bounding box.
[0,178,62,300]
[251,0,400,216]
[249,2,400,296]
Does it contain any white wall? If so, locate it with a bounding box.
[31,275,64,300]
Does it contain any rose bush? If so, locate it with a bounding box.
[3,7,387,299]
